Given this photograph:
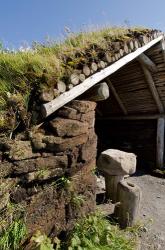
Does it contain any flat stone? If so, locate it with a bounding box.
[0,162,13,178]
[68,100,96,113]
[58,107,95,127]
[6,140,40,161]
[43,134,88,152]
[0,178,18,196]
[13,155,68,174]
[97,149,136,175]
[80,134,97,162]
[50,118,88,137]
[24,168,64,183]
[0,193,10,211]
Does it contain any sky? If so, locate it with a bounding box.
[1,0,165,49]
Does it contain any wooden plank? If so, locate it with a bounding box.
[41,36,163,117]
[156,117,165,169]
[137,53,158,72]
[160,39,165,63]
[107,79,128,115]
[140,65,164,113]
[98,114,165,120]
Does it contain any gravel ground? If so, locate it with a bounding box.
[129,172,165,250]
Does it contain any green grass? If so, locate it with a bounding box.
[0,219,27,250]
[0,26,153,132]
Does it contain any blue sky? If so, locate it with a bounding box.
[1,0,165,48]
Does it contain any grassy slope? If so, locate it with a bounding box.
[0,26,153,132]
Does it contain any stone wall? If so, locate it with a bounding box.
[0,100,97,239]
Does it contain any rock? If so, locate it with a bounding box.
[58,107,95,127]
[50,118,88,137]
[80,134,97,162]
[97,149,136,175]
[13,155,68,174]
[31,132,46,151]
[0,178,18,196]
[0,193,10,211]
[5,140,40,161]
[24,168,64,183]
[43,134,88,152]
[68,100,96,113]
[0,162,13,178]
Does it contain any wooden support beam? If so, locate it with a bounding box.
[107,79,128,115]
[83,82,109,101]
[137,53,158,73]
[156,117,165,169]
[97,114,165,120]
[160,39,165,63]
[41,36,163,118]
[140,65,164,113]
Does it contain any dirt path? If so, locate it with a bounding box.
[129,172,165,250]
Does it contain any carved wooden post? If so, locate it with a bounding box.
[156,117,165,169]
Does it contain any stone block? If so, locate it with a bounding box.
[5,140,40,161]
[43,134,88,152]
[68,100,96,113]
[50,118,88,137]
[97,149,136,175]
[0,162,13,178]
[80,134,97,162]
[24,168,64,183]
[0,193,10,211]
[58,107,95,128]
[13,155,68,174]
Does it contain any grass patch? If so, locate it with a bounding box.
[0,219,27,250]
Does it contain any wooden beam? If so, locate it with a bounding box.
[41,36,163,118]
[97,114,165,120]
[83,82,110,101]
[141,65,164,113]
[107,79,128,115]
[160,39,165,63]
[137,53,158,73]
[156,117,165,169]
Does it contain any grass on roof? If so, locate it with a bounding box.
[0,26,151,132]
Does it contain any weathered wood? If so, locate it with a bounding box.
[79,73,86,82]
[57,81,67,93]
[138,53,158,73]
[156,117,165,169]
[98,114,165,120]
[107,79,128,115]
[91,62,98,72]
[41,36,163,117]
[160,39,165,63]
[70,73,80,85]
[83,65,91,76]
[83,82,109,101]
[98,61,106,69]
[140,65,164,113]
[114,180,142,228]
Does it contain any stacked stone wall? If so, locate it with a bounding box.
[0,100,97,239]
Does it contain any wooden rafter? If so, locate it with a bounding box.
[137,53,158,73]
[140,64,164,113]
[107,79,128,115]
[98,114,165,120]
[156,117,165,169]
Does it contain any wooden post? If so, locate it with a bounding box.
[156,117,165,169]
